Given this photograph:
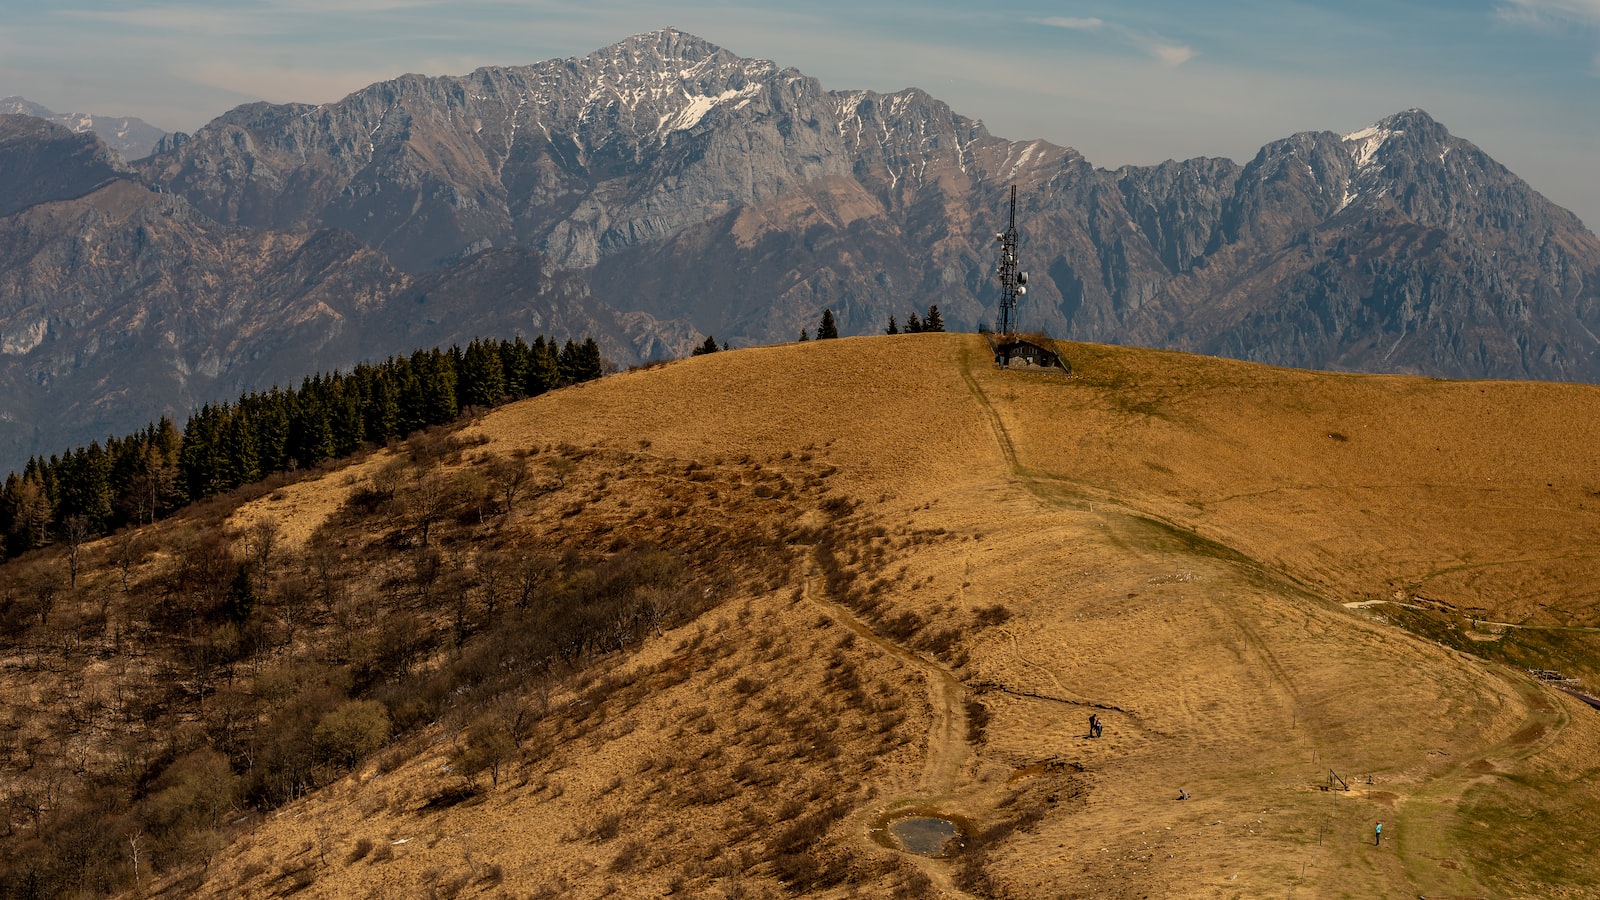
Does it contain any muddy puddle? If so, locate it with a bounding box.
[889,816,961,856]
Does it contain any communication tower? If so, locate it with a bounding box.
[995,185,1028,335]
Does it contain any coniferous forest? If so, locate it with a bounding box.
[0,336,604,560]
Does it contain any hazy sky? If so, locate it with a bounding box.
[2,1,1597,227]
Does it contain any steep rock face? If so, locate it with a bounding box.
[1115,157,1242,274]
[0,115,129,217]
[0,97,168,161]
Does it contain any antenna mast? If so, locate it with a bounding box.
[995,185,1028,335]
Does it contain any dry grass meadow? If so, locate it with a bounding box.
[28,332,1600,898]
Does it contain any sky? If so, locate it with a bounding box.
[1,0,1597,227]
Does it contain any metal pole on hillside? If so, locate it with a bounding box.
[995,185,1028,336]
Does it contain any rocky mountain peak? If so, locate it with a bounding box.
[601,27,728,65]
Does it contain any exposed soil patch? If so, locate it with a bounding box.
[1008,756,1084,784]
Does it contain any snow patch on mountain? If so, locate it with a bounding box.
[1342,124,1401,171]
[658,84,763,135]
[1337,122,1404,212]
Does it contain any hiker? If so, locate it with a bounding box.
[1375,821,1382,846]
[1088,713,1101,738]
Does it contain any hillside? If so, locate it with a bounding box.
[4,334,1599,898]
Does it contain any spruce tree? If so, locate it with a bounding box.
[577,337,604,381]
[498,337,531,400]
[460,338,507,409]
[905,312,923,333]
[818,309,839,340]
[925,305,945,332]
[798,329,810,342]
[885,315,899,335]
[528,338,561,394]
[692,335,720,356]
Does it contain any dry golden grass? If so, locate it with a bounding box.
[162,334,1600,897]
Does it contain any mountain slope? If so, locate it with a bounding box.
[23,333,1592,898]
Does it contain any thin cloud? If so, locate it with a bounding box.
[1033,15,1195,67]
[1146,40,1195,66]
[1036,17,1103,31]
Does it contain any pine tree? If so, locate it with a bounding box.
[798,329,810,342]
[498,337,531,400]
[580,338,604,380]
[905,312,923,333]
[362,371,400,443]
[559,338,604,383]
[885,315,899,335]
[528,337,561,395]
[416,349,459,425]
[459,338,507,409]
[179,404,226,501]
[817,309,839,340]
[692,335,720,356]
[925,305,945,332]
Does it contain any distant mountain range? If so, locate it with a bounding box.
[0,96,168,161]
[2,28,1598,471]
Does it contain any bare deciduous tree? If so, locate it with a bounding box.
[243,518,280,588]
[485,454,531,515]
[64,515,91,589]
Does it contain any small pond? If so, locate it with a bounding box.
[890,816,961,856]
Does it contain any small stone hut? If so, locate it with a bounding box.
[991,334,1069,372]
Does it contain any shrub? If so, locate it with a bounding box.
[348,838,375,862]
[312,700,391,769]
[974,603,1012,627]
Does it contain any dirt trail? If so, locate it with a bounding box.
[802,569,971,798]
[800,566,992,899]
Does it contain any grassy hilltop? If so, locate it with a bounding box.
[7,333,1600,898]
